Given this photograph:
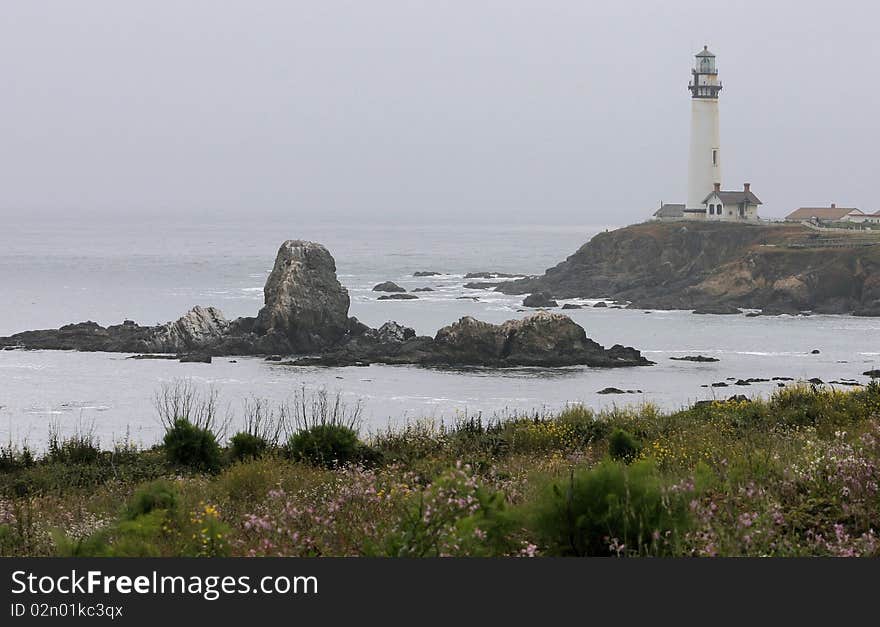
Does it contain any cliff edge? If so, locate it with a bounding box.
[497,221,880,314]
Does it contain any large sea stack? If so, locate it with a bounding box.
[253,240,352,352]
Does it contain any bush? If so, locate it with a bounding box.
[57,485,230,558]
[526,459,690,556]
[228,432,269,462]
[0,444,35,473]
[286,424,360,468]
[47,423,100,465]
[162,419,222,472]
[124,480,179,520]
[215,459,277,505]
[56,509,169,557]
[608,428,642,463]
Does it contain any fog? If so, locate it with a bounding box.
[1,0,878,225]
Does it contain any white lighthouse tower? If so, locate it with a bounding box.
[685,46,722,213]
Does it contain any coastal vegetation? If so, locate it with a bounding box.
[2,381,880,557]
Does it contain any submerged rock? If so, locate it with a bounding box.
[413,287,435,292]
[464,282,504,290]
[378,293,419,300]
[413,271,442,277]
[464,271,521,279]
[179,353,212,363]
[561,303,584,310]
[670,355,720,362]
[693,305,742,315]
[597,387,626,394]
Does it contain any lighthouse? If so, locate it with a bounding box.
[685,46,722,212]
[653,47,762,222]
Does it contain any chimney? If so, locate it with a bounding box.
[713,182,721,193]
[831,203,836,209]
[743,182,751,193]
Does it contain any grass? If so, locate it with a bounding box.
[2,382,880,556]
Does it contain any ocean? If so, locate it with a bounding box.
[2,215,880,449]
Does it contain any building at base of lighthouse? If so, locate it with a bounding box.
[653,46,762,222]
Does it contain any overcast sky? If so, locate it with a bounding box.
[2,0,878,225]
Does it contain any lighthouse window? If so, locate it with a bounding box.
[712,150,718,166]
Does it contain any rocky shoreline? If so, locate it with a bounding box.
[0,240,652,369]
[491,221,880,315]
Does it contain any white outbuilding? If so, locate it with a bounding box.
[702,182,763,221]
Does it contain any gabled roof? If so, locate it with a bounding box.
[785,206,860,221]
[702,190,763,206]
[696,46,715,58]
[653,203,685,218]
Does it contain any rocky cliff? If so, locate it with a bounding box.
[497,221,880,314]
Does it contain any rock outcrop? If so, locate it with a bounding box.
[146,306,229,352]
[287,311,653,368]
[1,241,652,369]
[523,292,558,308]
[378,293,419,300]
[372,281,406,292]
[670,355,720,362]
[254,240,351,352]
[497,221,880,313]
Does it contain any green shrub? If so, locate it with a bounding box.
[0,444,35,473]
[215,459,276,504]
[57,509,168,557]
[526,459,690,556]
[162,419,222,472]
[228,431,269,462]
[608,428,642,463]
[47,432,100,465]
[124,480,179,520]
[286,424,361,468]
[0,450,167,498]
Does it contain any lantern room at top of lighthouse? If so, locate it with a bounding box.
[689,46,722,99]
[695,46,717,74]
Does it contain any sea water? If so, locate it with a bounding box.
[2,215,879,448]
